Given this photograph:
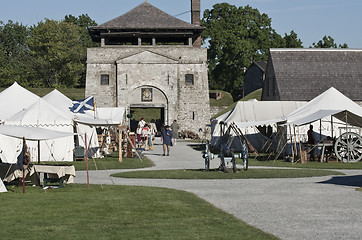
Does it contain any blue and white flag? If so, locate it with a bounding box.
[70,96,94,113]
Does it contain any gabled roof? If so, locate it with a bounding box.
[90,2,203,31]
[253,61,267,72]
[268,48,362,101]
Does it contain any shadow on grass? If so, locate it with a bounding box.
[317,175,362,187]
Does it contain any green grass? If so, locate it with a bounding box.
[39,152,154,171]
[209,90,234,107]
[1,184,278,240]
[212,89,262,119]
[112,168,344,179]
[244,154,362,169]
[241,88,262,101]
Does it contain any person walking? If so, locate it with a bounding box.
[170,119,179,146]
[161,125,173,156]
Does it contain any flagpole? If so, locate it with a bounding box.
[94,97,96,119]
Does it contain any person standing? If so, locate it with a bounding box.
[170,119,179,146]
[307,125,315,161]
[161,125,173,156]
[136,117,146,148]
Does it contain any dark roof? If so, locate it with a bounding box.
[90,2,204,31]
[269,48,362,101]
[252,61,267,72]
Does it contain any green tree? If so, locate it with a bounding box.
[311,35,348,48]
[64,14,99,48]
[27,19,85,87]
[283,30,303,48]
[64,14,99,87]
[0,20,32,87]
[201,3,285,100]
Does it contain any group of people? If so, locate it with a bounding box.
[135,118,179,156]
[136,118,157,150]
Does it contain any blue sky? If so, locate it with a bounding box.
[1,0,361,48]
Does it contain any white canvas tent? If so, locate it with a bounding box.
[0,178,6,193]
[211,100,306,151]
[283,87,362,128]
[0,82,40,121]
[3,98,75,163]
[42,89,101,158]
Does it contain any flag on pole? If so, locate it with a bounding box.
[70,96,94,113]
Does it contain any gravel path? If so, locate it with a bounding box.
[74,138,362,240]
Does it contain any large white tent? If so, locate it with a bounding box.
[283,87,362,128]
[0,82,39,121]
[211,100,306,151]
[4,98,75,163]
[42,89,101,158]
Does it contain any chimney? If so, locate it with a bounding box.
[191,0,201,48]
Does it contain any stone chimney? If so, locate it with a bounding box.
[191,0,201,48]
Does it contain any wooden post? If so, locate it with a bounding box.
[22,137,26,194]
[118,125,123,162]
[85,133,89,189]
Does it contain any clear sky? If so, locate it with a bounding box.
[1,0,361,48]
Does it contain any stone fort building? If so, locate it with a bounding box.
[86,0,210,134]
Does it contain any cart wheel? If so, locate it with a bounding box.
[220,155,227,173]
[242,142,249,171]
[232,155,237,173]
[204,140,210,171]
[243,157,248,171]
[205,156,210,171]
[334,132,362,163]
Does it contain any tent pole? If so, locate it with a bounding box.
[319,119,322,141]
[22,137,26,194]
[37,140,41,186]
[85,133,89,188]
[293,126,298,159]
[118,125,122,162]
[38,140,40,164]
[331,116,333,139]
[289,125,295,163]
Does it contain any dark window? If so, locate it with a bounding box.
[101,74,109,85]
[185,74,194,85]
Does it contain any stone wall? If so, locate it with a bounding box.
[86,46,211,134]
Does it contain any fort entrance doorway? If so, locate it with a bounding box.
[129,106,165,133]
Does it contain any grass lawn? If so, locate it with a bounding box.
[191,143,362,170]
[39,152,154,171]
[244,154,362,169]
[1,184,278,240]
[112,168,344,179]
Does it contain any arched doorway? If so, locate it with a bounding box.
[127,85,168,132]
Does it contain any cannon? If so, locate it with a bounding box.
[202,122,249,172]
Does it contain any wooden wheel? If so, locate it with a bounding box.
[334,132,362,163]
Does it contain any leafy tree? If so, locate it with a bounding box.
[64,14,99,48]
[201,3,285,100]
[64,14,99,87]
[0,20,32,87]
[283,30,303,48]
[311,35,348,48]
[27,19,86,87]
